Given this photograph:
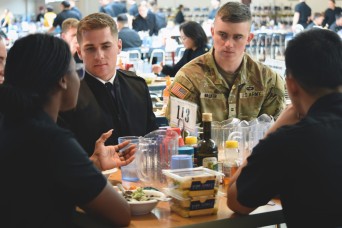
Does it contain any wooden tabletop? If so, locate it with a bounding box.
[107,170,284,228]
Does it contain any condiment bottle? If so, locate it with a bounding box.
[184,136,198,167]
[197,113,218,171]
[222,140,239,186]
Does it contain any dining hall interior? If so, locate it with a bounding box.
[1,0,342,227]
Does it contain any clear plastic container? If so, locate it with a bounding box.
[162,167,224,197]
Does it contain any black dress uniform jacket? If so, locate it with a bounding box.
[58,70,158,156]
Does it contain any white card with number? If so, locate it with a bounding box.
[169,96,198,133]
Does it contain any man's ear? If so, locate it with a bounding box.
[247,33,254,44]
[76,46,83,60]
[117,38,122,54]
[58,75,68,90]
[286,75,299,97]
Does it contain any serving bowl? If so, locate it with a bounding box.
[127,189,168,216]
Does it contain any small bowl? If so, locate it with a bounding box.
[128,189,166,216]
[101,168,118,179]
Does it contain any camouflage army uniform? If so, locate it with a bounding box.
[166,48,286,123]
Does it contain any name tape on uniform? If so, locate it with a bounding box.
[170,96,198,133]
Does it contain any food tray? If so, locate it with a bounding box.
[164,188,217,209]
[162,167,224,192]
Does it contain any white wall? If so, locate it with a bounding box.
[0,0,340,22]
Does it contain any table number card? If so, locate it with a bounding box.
[169,96,198,133]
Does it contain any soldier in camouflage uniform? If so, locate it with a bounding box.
[166,2,285,123]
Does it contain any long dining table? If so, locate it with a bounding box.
[74,169,285,228]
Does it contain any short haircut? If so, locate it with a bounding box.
[313,12,323,20]
[61,18,79,33]
[61,1,70,8]
[285,29,342,93]
[180,21,208,49]
[216,2,251,24]
[77,12,118,43]
[117,13,128,23]
[330,0,336,4]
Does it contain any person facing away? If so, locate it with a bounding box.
[111,0,128,17]
[117,13,142,49]
[132,1,159,36]
[48,1,81,34]
[228,28,342,227]
[152,21,209,77]
[0,33,136,227]
[99,0,115,17]
[61,18,83,63]
[323,0,342,29]
[69,0,82,19]
[292,0,312,30]
[174,4,185,25]
[58,12,158,156]
[305,12,324,29]
[166,2,285,124]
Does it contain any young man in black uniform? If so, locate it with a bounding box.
[58,12,157,156]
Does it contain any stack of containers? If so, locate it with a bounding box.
[162,167,224,217]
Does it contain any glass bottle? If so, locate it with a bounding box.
[197,113,218,171]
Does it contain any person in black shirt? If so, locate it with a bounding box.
[228,29,342,227]
[152,21,209,77]
[132,1,158,36]
[292,0,311,29]
[323,0,342,28]
[0,33,135,227]
[48,1,81,34]
[174,4,185,25]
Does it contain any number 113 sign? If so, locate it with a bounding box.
[169,96,198,133]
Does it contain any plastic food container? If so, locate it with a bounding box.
[170,203,218,218]
[162,167,224,197]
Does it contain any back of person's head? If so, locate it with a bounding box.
[180,21,208,48]
[285,29,342,93]
[0,34,71,116]
[77,12,118,43]
[117,13,128,23]
[46,5,54,12]
[61,1,71,8]
[313,12,323,20]
[216,2,251,24]
[61,18,79,33]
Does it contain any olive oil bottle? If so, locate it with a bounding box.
[197,113,218,171]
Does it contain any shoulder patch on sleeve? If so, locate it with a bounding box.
[170,82,190,99]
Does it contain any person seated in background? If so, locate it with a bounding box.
[330,13,342,33]
[323,0,342,29]
[0,33,136,227]
[36,6,45,23]
[58,13,158,156]
[228,29,342,227]
[152,21,209,77]
[61,18,82,63]
[48,1,81,34]
[305,12,324,29]
[166,2,285,124]
[99,0,115,17]
[117,13,142,50]
[174,4,185,25]
[111,0,128,17]
[132,1,158,36]
[43,5,56,29]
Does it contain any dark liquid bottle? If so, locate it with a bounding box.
[197,113,218,171]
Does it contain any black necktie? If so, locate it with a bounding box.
[105,82,115,99]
